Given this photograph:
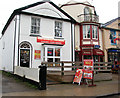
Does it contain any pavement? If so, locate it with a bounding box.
[1,72,120,97]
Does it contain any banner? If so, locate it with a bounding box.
[34,50,41,59]
[83,59,93,79]
[73,69,83,85]
[37,37,65,45]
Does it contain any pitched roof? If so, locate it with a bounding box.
[2,0,76,35]
[103,17,120,27]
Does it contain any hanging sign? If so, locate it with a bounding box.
[34,50,41,59]
[73,69,83,85]
[37,37,65,45]
[83,59,93,79]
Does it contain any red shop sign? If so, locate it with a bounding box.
[37,37,65,45]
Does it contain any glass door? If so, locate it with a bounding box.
[43,46,61,66]
[20,49,30,67]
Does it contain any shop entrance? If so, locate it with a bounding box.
[20,49,30,67]
[19,42,32,68]
[43,46,61,66]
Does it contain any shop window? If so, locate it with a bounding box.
[47,48,53,56]
[83,25,90,39]
[44,47,61,66]
[92,26,98,39]
[84,55,92,59]
[55,21,62,37]
[31,17,40,35]
[55,48,60,56]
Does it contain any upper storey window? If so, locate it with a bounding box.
[83,25,90,39]
[55,21,62,37]
[31,17,40,35]
[84,7,90,21]
[92,26,98,39]
[83,25,99,39]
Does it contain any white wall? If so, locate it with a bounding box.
[0,38,2,70]
[1,18,15,72]
[23,2,69,20]
[75,25,80,50]
[19,14,73,68]
[14,66,39,82]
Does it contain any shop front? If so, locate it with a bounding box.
[75,44,104,65]
[108,48,120,65]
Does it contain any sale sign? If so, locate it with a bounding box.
[34,50,41,59]
[83,59,93,79]
[73,69,83,85]
[83,59,93,71]
[83,70,93,79]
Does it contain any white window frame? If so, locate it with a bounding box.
[92,26,98,39]
[83,25,90,39]
[55,21,63,38]
[30,17,41,35]
[43,45,62,66]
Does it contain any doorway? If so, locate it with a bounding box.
[19,42,32,68]
[20,49,30,67]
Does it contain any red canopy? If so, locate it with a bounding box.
[82,49,104,56]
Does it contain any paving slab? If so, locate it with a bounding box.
[2,73,119,97]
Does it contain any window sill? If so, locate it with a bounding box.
[54,37,64,40]
[30,34,42,37]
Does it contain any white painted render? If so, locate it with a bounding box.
[23,2,70,20]
[1,1,75,73]
[14,66,39,82]
[0,38,2,70]
[19,14,73,68]
[74,25,80,50]
[1,17,15,72]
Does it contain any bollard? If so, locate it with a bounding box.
[39,65,47,90]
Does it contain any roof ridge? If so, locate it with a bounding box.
[103,17,120,27]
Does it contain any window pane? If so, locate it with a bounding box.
[48,58,53,66]
[95,26,98,38]
[55,48,60,56]
[47,48,53,56]
[55,58,60,66]
[83,25,90,38]
[92,26,95,38]
[83,25,86,38]
[87,25,90,38]
[31,17,40,34]
[55,21,62,37]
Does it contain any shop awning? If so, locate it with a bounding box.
[82,49,93,55]
[108,48,120,52]
[82,49,104,56]
[93,49,104,56]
